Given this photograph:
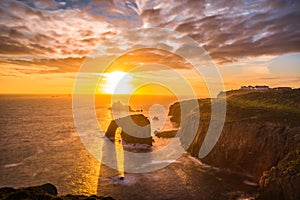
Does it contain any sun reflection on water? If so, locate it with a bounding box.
[115,127,125,178]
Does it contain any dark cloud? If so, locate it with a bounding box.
[0,36,36,55]
[0,57,84,74]
[0,0,125,58]
[1,0,300,73]
[134,0,300,64]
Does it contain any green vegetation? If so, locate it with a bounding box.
[278,149,300,173]
[169,88,300,127]
[229,89,300,114]
[224,89,300,126]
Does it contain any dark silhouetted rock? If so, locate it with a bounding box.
[257,150,300,200]
[105,114,152,146]
[152,116,159,120]
[27,183,58,195]
[155,130,178,138]
[109,101,141,112]
[0,183,115,200]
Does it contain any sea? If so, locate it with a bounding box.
[0,95,258,200]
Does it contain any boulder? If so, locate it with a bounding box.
[257,150,300,200]
[0,183,57,200]
[0,183,115,200]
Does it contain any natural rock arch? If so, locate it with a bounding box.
[105,114,152,146]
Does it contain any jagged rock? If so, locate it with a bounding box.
[109,101,141,112]
[155,130,178,138]
[187,121,300,180]
[168,89,300,181]
[105,114,152,146]
[0,183,57,200]
[152,116,159,120]
[257,150,300,200]
[0,183,114,200]
[168,88,300,199]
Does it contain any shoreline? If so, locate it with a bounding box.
[0,183,114,200]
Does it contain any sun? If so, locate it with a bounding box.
[99,71,134,94]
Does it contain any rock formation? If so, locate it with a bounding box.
[105,114,152,146]
[257,150,300,200]
[168,88,300,199]
[0,183,114,200]
[109,101,142,112]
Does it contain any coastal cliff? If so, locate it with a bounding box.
[258,150,300,200]
[169,89,300,199]
[188,120,299,180]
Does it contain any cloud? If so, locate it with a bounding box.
[1,0,300,77]
[0,57,84,75]
[256,76,300,87]
[242,66,270,75]
[0,0,130,58]
[96,48,192,72]
[133,0,300,64]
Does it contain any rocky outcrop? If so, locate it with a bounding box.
[168,99,203,124]
[257,150,300,200]
[105,114,152,146]
[168,88,300,198]
[155,130,178,138]
[168,101,181,123]
[169,89,300,181]
[109,101,142,112]
[0,183,114,200]
[185,120,300,180]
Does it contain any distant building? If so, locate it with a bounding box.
[255,85,270,90]
[240,85,255,90]
[273,87,292,90]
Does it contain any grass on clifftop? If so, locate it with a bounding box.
[228,89,300,114]
[170,89,300,126]
[221,89,300,126]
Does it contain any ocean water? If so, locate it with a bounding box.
[0,95,257,199]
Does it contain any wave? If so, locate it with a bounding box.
[4,162,23,168]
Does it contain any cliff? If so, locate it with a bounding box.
[189,121,299,180]
[105,114,152,146]
[258,150,300,200]
[169,89,300,199]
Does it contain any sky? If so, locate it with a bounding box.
[0,0,299,95]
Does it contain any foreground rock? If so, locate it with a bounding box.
[105,114,152,146]
[257,150,300,200]
[0,183,114,200]
[155,130,178,138]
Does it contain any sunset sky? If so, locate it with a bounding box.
[0,0,299,95]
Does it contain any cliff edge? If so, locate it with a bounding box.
[169,88,300,199]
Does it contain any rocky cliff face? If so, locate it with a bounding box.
[169,89,300,199]
[105,114,152,146]
[257,150,300,200]
[185,120,300,180]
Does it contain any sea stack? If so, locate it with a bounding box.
[105,114,152,146]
